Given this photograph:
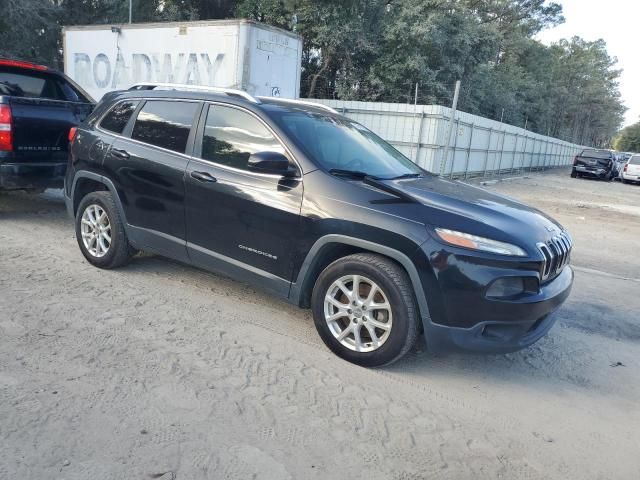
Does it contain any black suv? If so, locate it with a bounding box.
[64,84,574,366]
[570,149,615,180]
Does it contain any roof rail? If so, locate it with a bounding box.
[257,97,340,114]
[129,83,260,104]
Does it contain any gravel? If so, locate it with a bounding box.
[1,169,639,479]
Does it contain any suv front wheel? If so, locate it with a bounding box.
[75,191,136,269]
[311,253,419,367]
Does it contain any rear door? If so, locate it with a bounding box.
[184,103,303,297]
[102,99,201,262]
[0,66,93,163]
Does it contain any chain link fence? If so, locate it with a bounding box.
[306,98,585,179]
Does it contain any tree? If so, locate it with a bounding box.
[0,0,59,64]
[614,122,640,152]
[0,0,626,145]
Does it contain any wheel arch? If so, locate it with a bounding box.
[69,171,127,225]
[290,235,432,325]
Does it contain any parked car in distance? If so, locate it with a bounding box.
[621,154,640,184]
[612,154,627,181]
[64,84,574,366]
[570,149,615,180]
[0,58,94,192]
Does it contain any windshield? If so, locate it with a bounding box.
[267,109,424,179]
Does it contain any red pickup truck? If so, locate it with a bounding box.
[0,58,94,192]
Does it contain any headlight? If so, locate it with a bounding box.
[434,228,527,257]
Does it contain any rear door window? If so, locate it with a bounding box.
[131,100,199,154]
[0,68,86,102]
[99,101,139,135]
[0,72,47,97]
[200,104,285,170]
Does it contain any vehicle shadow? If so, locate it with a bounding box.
[385,299,639,396]
[4,188,635,395]
[120,251,638,397]
[0,189,68,218]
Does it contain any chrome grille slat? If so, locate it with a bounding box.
[554,237,566,268]
[537,231,572,282]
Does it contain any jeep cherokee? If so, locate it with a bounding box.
[64,84,574,366]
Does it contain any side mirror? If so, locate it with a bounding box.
[247,151,293,176]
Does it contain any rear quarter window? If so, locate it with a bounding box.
[99,101,139,134]
[131,100,199,154]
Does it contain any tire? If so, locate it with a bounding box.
[75,191,136,269]
[623,179,629,184]
[570,169,577,178]
[311,253,419,367]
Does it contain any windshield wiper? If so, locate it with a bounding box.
[387,172,423,180]
[329,169,417,203]
[328,168,378,179]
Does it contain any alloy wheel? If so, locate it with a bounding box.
[323,274,393,352]
[80,204,111,258]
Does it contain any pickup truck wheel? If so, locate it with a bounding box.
[75,191,135,269]
[311,253,419,367]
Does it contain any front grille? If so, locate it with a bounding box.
[537,231,572,282]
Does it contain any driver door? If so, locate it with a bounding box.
[184,103,303,297]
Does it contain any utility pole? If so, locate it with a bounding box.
[409,82,420,162]
[440,80,461,176]
[129,0,133,23]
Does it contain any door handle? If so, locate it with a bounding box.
[190,171,217,183]
[111,148,130,160]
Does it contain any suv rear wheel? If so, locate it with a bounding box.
[311,253,419,367]
[75,191,136,269]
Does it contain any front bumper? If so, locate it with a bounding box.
[423,264,573,354]
[0,162,66,190]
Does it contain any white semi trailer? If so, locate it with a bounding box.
[63,20,302,101]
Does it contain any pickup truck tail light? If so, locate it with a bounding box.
[68,127,78,143]
[0,104,12,152]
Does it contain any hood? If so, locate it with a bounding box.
[379,175,564,247]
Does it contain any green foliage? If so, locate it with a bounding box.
[0,0,625,144]
[614,123,640,153]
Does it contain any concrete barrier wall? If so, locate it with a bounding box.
[310,99,586,178]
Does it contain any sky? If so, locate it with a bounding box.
[536,0,638,127]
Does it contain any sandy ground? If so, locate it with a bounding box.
[1,169,639,480]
